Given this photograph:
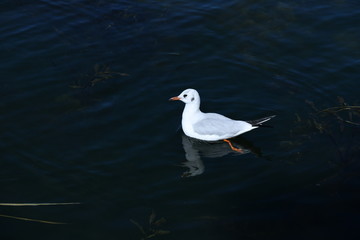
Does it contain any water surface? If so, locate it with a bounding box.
[1,0,359,239]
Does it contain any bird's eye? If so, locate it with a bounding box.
[183,94,187,98]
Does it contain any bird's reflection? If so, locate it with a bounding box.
[180,134,262,177]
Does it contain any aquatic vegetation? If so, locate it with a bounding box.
[69,63,129,89]
[0,202,80,224]
[54,63,129,114]
[311,97,360,127]
[309,101,360,195]
[292,97,360,195]
[281,96,360,167]
[130,210,170,239]
[306,97,360,165]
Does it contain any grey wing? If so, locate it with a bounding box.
[193,118,249,138]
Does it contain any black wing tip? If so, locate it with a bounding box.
[248,115,276,127]
[266,115,276,119]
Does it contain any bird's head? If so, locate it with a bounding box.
[169,89,200,104]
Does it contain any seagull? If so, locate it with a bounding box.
[169,89,275,152]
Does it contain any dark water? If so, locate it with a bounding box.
[1,0,360,239]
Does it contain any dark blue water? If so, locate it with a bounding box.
[1,0,360,239]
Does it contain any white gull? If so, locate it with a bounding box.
[170,89,275,152]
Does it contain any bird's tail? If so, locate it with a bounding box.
[247,115,276,127]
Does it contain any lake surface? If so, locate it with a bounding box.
[1,0,359,239]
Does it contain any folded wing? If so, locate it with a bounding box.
[193,117,253,139]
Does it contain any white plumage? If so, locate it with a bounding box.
[170,89,274,142]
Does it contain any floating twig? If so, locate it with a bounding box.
[0,202,80,207]
[0,202,80,224]
[0,214,67,224]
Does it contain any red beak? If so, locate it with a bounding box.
[169,96,181,101]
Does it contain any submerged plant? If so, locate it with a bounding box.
[306,97,360,159]
[130,210,170,239]
[303,97,360,190]
[282,96,360,170]
[69,63,129,89]
[307,96,360,125]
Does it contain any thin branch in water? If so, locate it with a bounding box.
[316,105,360,126]
[0,214,67,224]
[318,106,360,114]
[0,202,81,207]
